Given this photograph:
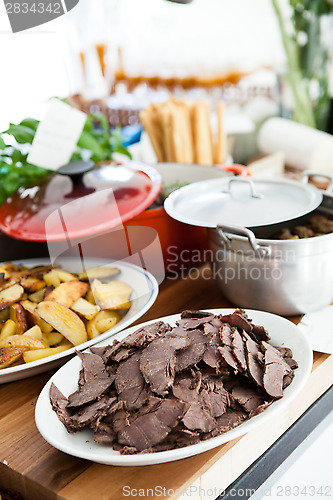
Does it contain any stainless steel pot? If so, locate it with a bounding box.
[208,172,333,316]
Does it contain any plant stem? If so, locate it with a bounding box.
[272,0,316,127]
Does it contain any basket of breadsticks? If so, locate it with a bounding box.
[140,99,228,166]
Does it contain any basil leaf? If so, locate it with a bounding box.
[19,118,40,132]
[0,136,6,150]
[77,131,104,160]
[3,124,35,144]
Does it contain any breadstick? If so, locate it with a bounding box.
[173,100,194,163]
[191,101,213,165]
[215,101,227,165]
[140,108,165,162]
[159,102,176,162]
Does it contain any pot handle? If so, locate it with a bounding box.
[301,171,333,194]
[216,224,271,258]
[222,177,263,199]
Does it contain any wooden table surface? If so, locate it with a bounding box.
[0,264,332,500]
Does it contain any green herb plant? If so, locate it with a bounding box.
[273,0,333,130]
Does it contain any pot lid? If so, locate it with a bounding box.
[0,161,161,242]
[164,177,323,228]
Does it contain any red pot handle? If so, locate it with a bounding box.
[216,164,250,177]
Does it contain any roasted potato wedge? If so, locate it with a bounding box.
[0,308,10,323]
[22,343,72,363]
[91,280,132,310]
[85,289,96,305]
[23,325,43,340]
[0,347,28,368]
[78,266,119,282]
[29,288,46,303]
[0,335,48,350]
[45,280,89,308]
[86,310,122,339]
[0,283,24,311]
[10,303,29,335]
[71,298,100,320]
[42,331,64,346]
[0,319,17,340]
[20,300,53,334]
[37,301,88,346]
[43,270,61,288]
[57,270,77,282]
[0,276,19,292]
[20,276,46,294]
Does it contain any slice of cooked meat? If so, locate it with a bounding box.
[112,347,136,363]
[115,352,150,410]
[177,311,214,330]
[273,346,293,359]
[104,322,170,361]
[251,324,270,342]
[112,409,131,433]
[182,401,216,433]
[181,310,214,319]
[117,399,186,451]
[243,332,264,387]
[175,329,208,372]
[49,383,76,433]
[219,311,253,335]
[283,372,295,389]
[230,385,266,412]
[123,321,171,347]
[217,346,242,372]
[203,410,247,439]
[71,396,115,428]
[201,386,229,418]
[285,358,298,370]
[93,422,116,445]
[76,351,109,385]
[249,400,273,418]
[140,336,190,396]
[220,324,234,346]
[262,341,292,398]
[67,377,114,408]
[231,329,247,371]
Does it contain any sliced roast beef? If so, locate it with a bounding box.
[217,346,242,372]
[67,377,114,408]
[49,383,76,433]
[231,329,247,371]
[262,341,292,398]
[70,396,115,428]
[50,309,297,455]
[93,422,116,445]
[175,329,208,372]
[203,410,247,439]
[177,311,214,330]
[243,332,264,387]
[201,386,229,418]
[273,346,293,358]
[219,311,253,335]
[117,399,186,451]
[115,352,150,410]
[76,351,109,384]
[140,336,190,396]
[230,385,265,413]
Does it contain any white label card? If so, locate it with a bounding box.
[28,99,87,171]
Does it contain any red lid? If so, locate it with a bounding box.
[0,161,161,242]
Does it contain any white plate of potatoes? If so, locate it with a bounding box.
[0,258,158,384]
